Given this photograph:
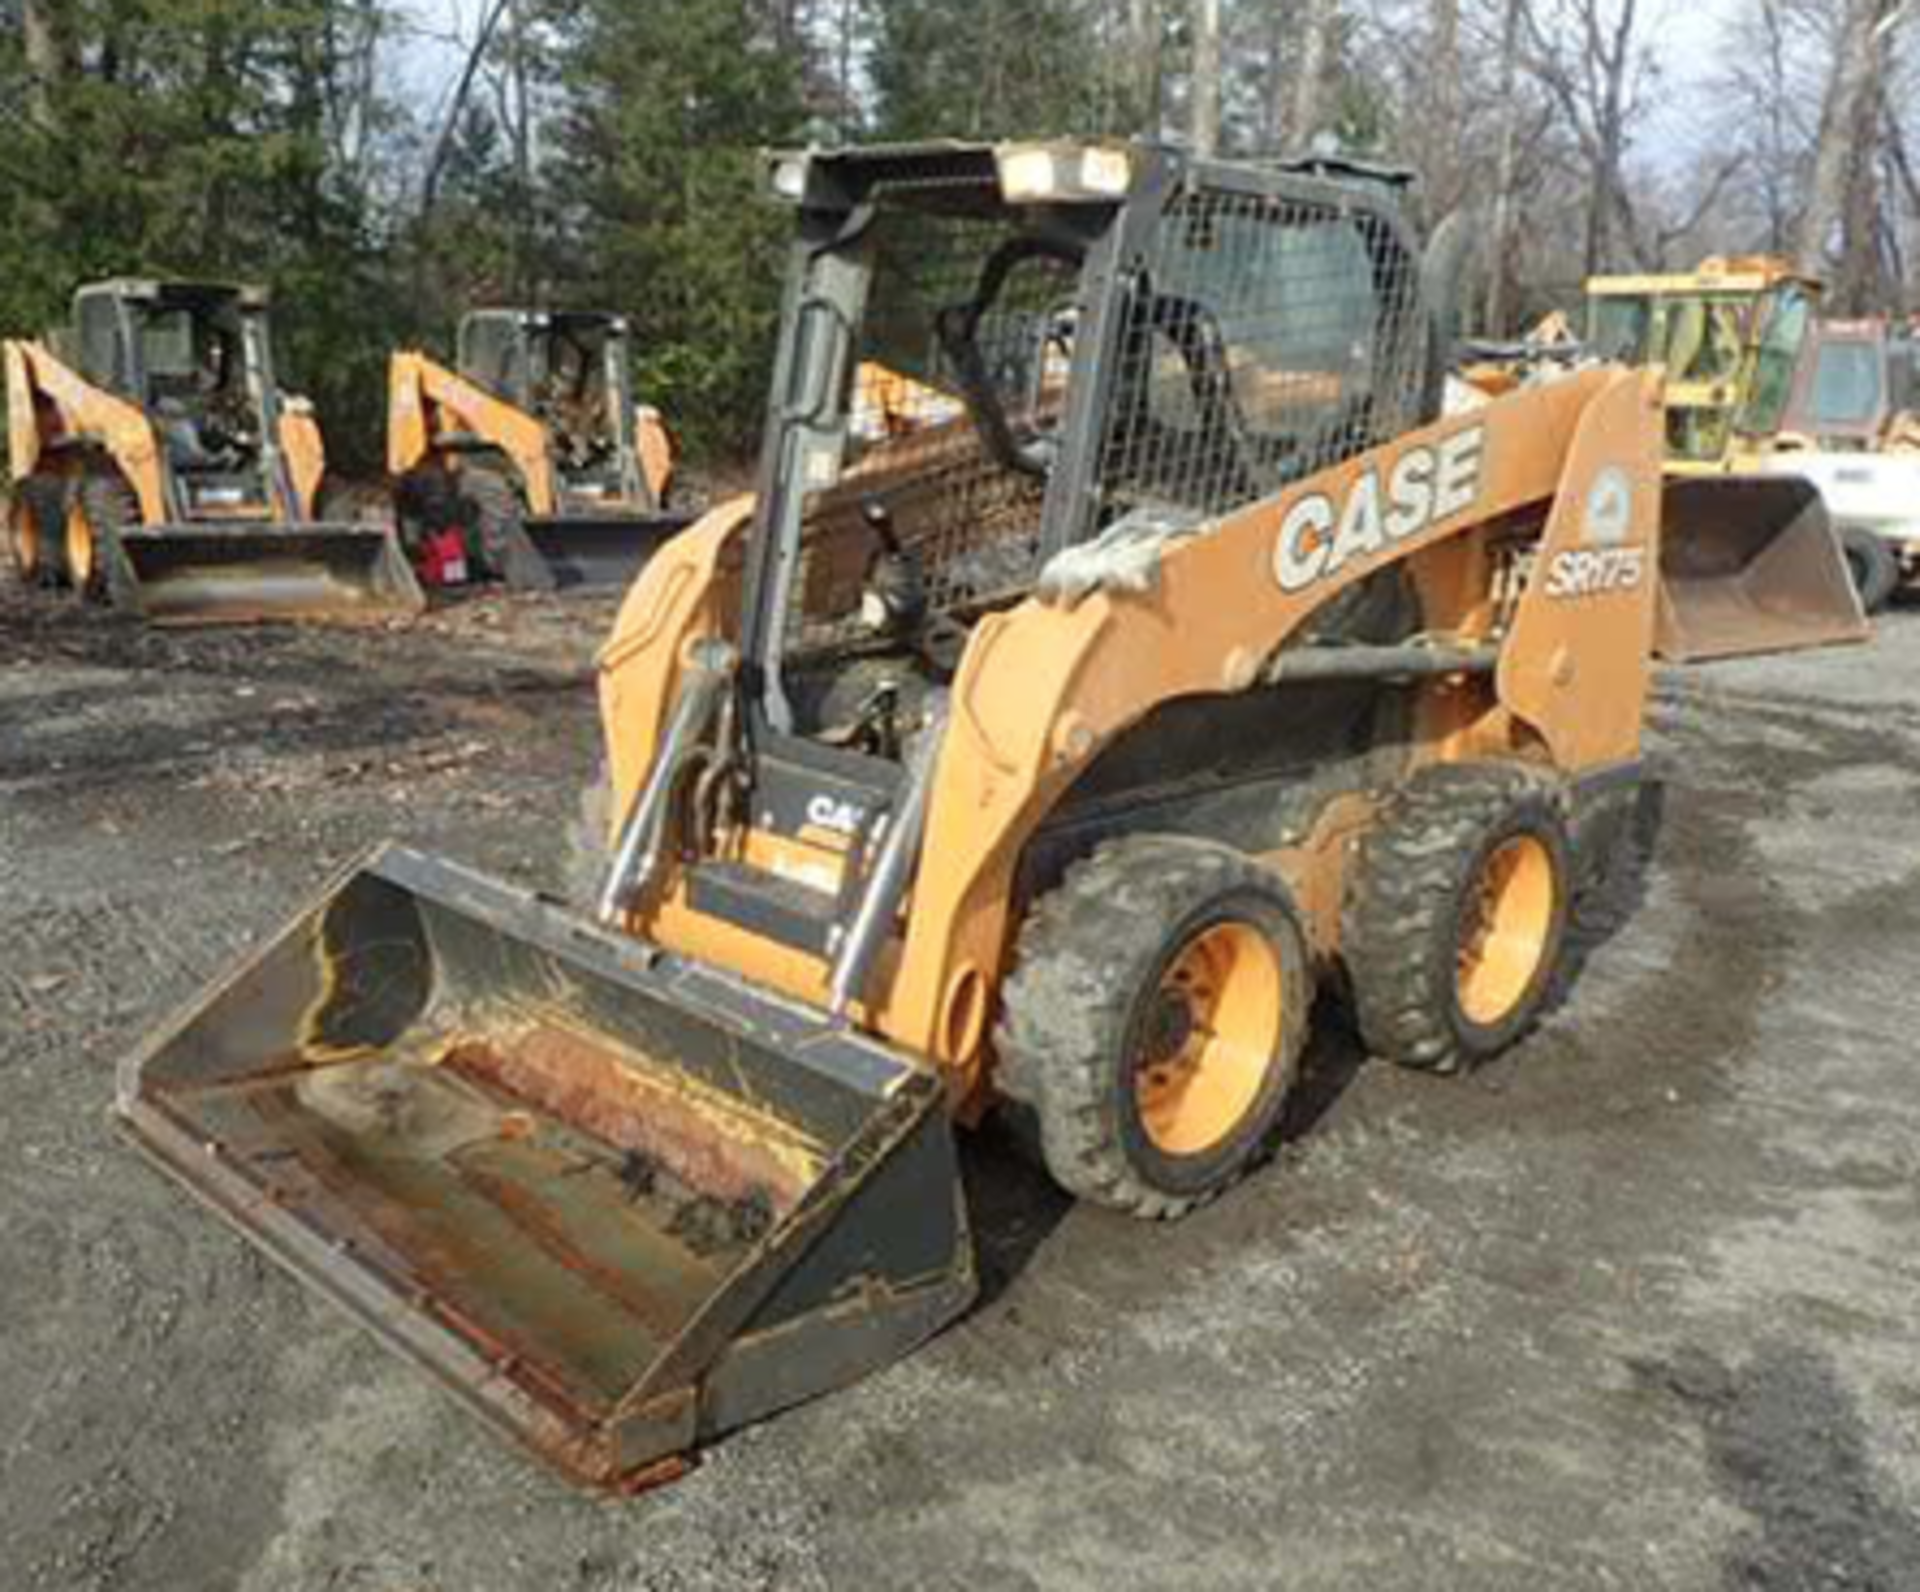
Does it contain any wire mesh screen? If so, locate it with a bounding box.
[786,186,1081,655]
[1093,187,1427,528]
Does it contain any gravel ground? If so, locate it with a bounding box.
[4,587,1920,1592]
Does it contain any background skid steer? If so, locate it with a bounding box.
[4,279,421,624]
[1585,258,1867,660]
[388,309,690,592]
[122,141,1668,1490]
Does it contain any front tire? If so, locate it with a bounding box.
[996,836,1312,1219]
[68,474,141,605]
[460,465,554,592]
[1840,525,1900,614]
[1343,762,1572,1075]
[8,476,69,588]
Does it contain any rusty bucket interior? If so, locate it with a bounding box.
[1655,476,1870,662]
[117,847,973,1489]
[115,523,426,625]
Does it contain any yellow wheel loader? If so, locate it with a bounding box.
[387,309,689,592]
[4,280,422,624]
[121,142,1668,1490]
[1584,257,1867,660]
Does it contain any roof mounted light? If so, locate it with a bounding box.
[769,154,811,204]
[996,143,1133,204]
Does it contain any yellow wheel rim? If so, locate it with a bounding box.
[1455,835,1556,1027]
[65,500,97,591]
[1134,920,1285,1157]
[9,495,43,579]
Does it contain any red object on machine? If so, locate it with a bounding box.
[418,529,470,587]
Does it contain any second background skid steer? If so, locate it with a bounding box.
[123,140,1666,1491]
[387,309,691,592]
[4,279,422,624]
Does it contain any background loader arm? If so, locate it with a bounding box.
[387,351,558,516]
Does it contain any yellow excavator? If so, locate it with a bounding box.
[1583,256,1868,660]
[123,141,1671,1490]
[5,279,421,623]
[387,309,688,591]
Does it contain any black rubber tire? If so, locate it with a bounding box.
[8,476,69,588]
[996,835,1313,1219]
[460,465,555,592]
[1840,524,1900,615]
[72,474,142,607]
[1343,762,1572,1076]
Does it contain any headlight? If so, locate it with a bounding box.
[997,144,1132,204]
[769,156,810,203]
[1078,147,1132,197]
[998,148,1060,203]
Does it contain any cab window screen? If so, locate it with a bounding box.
[1095,188,1424,523]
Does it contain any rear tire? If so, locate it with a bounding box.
[460,465,555,592]
[8,477,69,588]
[996,836,1312,1219]
[1840,525,1899,614]
[68,474,141,606]
[1343,762,1572,1075]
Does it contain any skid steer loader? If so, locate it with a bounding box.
[121,141,1667,1490]
[4,279,422,624]
[387,310,690,591]
[1585,257,1867,660]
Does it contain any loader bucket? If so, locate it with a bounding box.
[1655,477,1870,662]
[522,512,696,592]
[113,522,426,625]
[116,847,974,1490]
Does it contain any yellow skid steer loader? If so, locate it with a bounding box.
[122,142,1668,1490]
[387,310,689,592]
[5,280,421,624]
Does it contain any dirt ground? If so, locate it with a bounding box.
[5,587,1920,1592]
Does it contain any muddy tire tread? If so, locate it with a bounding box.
[1342,761,1570,1076]
[996,834,1311,1220]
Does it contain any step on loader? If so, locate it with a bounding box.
[5,279,422,624]
[1585,258,1868,660]
[122,141,1667,1490]
[387,310,691,592]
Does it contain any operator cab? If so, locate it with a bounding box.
[456,309,638,498]
[72,279,280,516]
[749,141,1432,759]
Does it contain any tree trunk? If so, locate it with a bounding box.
[1426,0,1462,214]
[22,0,68,135]
[1129,0,1162,134]
[1289,0,1338,149]
[1191,0,1221,156]
[1799,0,1897,283]
[1485,0,1525,335]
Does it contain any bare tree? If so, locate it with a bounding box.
[1129,0,1164,134]
[22,0,69,135]
[1798,0,1906,309]
[1521,0,1652,273]
[1289,0,1340,147]
[1485,0,1528,331]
